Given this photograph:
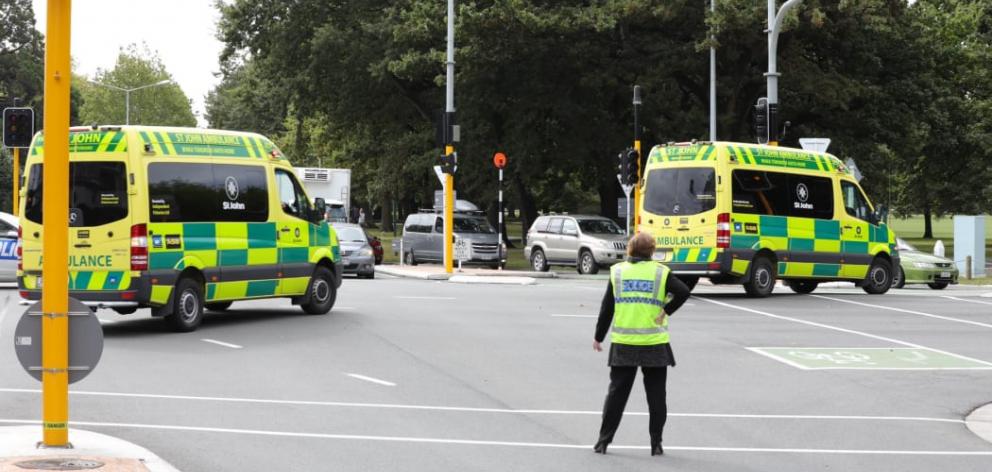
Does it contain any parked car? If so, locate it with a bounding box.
[399,212,506,268]
[0,212,17,282]
[892,238,958,289]
[368,235,383,265]
[524,215,627,274]
[331,223,375,279]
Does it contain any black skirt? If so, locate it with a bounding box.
[608,342,676,367]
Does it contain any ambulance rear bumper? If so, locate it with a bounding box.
[18,274,152,306]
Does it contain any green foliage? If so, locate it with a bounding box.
[78,44,196,127]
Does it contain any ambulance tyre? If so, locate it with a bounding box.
[205,302,233,312]
[166,277,205,332]
[743,256,776,298]
[302,266,337,315]
[862,257,893,295]
[787,280,819,294]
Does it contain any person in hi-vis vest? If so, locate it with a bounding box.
[592,231,691,456]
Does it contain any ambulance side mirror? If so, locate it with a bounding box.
[313,198,327,223]
[871,205,888,226]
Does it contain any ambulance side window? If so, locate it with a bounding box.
[275,169,312,220]
[841,181,872,222]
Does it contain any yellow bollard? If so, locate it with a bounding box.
[41,0,72,448]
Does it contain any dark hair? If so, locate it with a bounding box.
[627,231,656,259]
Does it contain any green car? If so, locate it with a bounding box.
[892,238,959,289]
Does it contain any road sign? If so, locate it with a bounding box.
[453,238,471,262]
[749,347,992,370]
[617,197,628,218]
[493,152,507,169]
[14,298,103,384]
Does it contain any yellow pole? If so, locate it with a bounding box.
[444,145,454,274]
[12,148,19,214]
[632,140,641,233]
[41,0,71,448]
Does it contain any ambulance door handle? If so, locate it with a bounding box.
[280,228,291,232]
[843,225,853,230]
[74,243,92,249]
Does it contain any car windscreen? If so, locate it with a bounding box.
[578,219,623,235]
[454,217,495,234]
[644,167,716,216]
[334,227,367,242]
[25,162,129,227]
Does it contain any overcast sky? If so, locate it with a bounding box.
[31,0,226,127]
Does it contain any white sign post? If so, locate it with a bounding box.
[454,238,471,271]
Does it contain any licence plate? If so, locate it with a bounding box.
[940,271,950,278]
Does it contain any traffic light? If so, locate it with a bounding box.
[754,97,768,145]
[440,150,458,174]
[3,107,34,148]
[618,148,638,185]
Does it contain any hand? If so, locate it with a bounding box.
[593,340,603,352]
[654,311,668,326]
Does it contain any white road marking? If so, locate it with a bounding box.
[394,296,456,300]
[345,373,396,387]
[97,317,118,325]
[942,296,992,307]
[0,293,10,336]
[696,297,992,367]
[813,295,992,329]
[0,388,964,424]
[550,314,597,318]
[201,339,243,349]
[746,347,992,371]
[0,418,987,455]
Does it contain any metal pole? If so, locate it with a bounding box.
[12,148,20,213]
[766,0,802,146]
[125,89,130,125]
[625,194,631,236]
[443,0,456,274]
[41,0,72,448]
[498,168,503,270]
[709,0,717,142]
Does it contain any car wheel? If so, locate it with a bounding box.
[301,266,337,315]
[165,277,205,332]
[531,248,549,272]
[578,250,599,275]
[862,257,893,295]
[364,271,375,279]
[404,250,418,266]
[743,256,776,298]
[787,279,819,294]
[113,307,137,315]
[927,281,948,290]
[205,301,233,312]
[676,275,699,291]
[892,266,905,289]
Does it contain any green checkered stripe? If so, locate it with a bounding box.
[646,143,850,176]
[657,247,720,263]
[729,214,891,278]
[31,131,128,156]
[139,130,287,161]
[649,144,717,163]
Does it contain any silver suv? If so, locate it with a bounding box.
[524,215,627,274]
[398,212,506,269]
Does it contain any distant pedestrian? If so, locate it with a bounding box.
[592,231,690,456]
[358,208,366,227]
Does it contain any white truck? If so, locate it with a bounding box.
[294,167,351,222]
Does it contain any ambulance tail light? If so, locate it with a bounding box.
[716,213,731,248]
[131,224,148,271]
[16,226,22,271]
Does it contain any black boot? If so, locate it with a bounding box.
[651,443,664,456]
[593,440,609,454]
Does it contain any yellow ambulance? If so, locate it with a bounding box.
[18,126,342,331]
[638,142,897,297]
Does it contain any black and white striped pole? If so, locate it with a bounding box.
[493,152,507,270]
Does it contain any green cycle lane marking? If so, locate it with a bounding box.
[748,347,992,370]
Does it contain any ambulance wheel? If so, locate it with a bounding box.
[578,250,599,275]
[677,276,699,291]
[166,278,205,332]
[787,279,819,294]
[302,266,337,315]
[531,248,549,272]
[862,258,893,295]
[927,282,948,290]
[892,267,906,289]
[743,256,776,298]
[205,302,233,312]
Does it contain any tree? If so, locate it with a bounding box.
[78,44,196,127]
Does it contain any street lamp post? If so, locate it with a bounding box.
[765,0,802,146]
[89,79,172,125]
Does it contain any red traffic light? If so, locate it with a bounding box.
[493,152,507,169]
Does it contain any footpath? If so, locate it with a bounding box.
[0,426,179,472]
